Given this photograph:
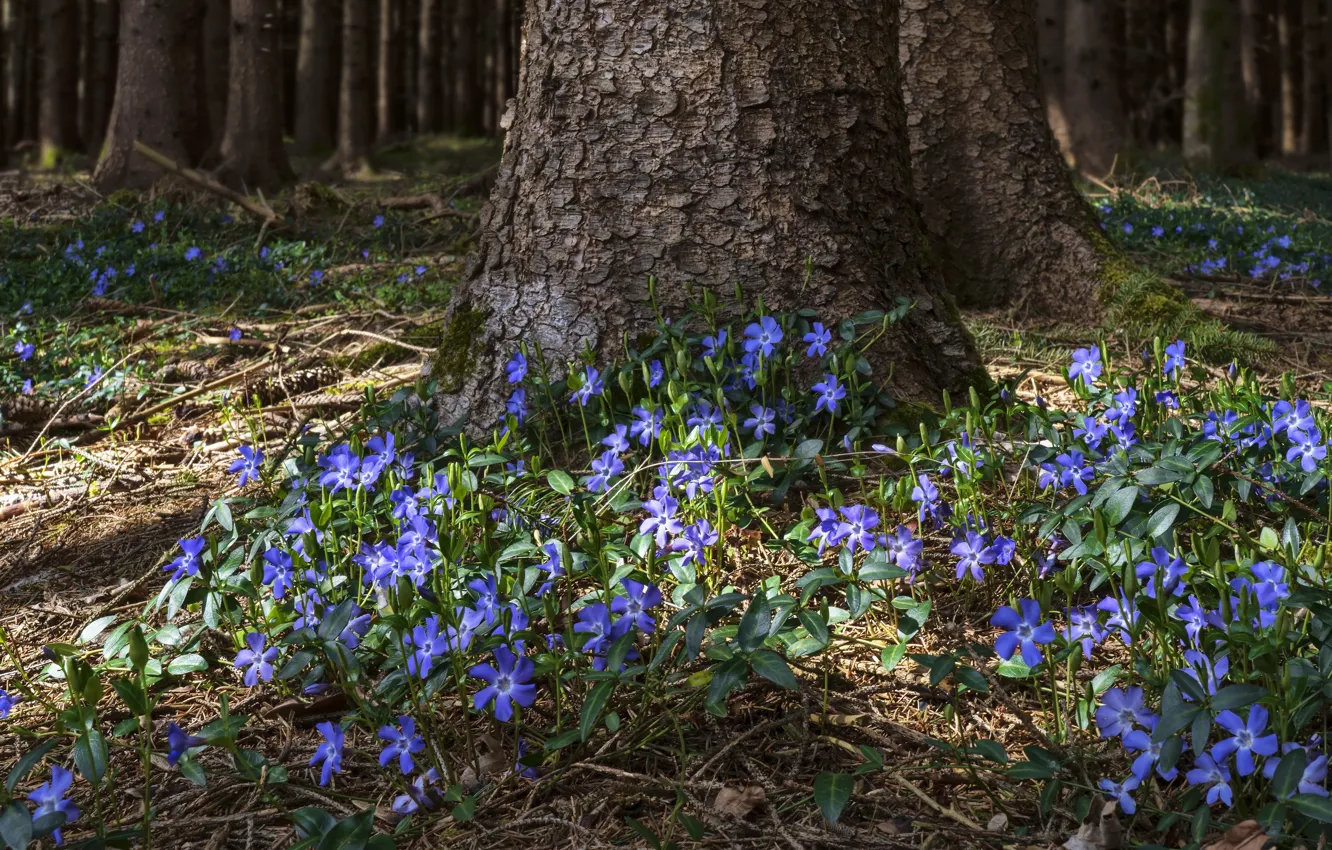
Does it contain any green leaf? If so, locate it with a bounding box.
[291,807,338,840]
[315,808,374,850]
[6,740,59,793]
[749,649,798,690]
[0,800,32,850]
[969,739,1008,764]
[705,657,748,715]
[1007,760,1054,780]
[73,731,108,784]
[579,680,615,741]
[1170,669,1207,702]
[1192,475,1214,508]
[177,755,207,787]
[952,666,989,693]
[167,654,209,675]
[1290,792,1332,823]
[793,439,824,459]
[880,642,908,673]
[214,499,234,532]
[813,772,853,823]
[543,729,580,752]
[735,592,770,653]
[1135,467,1187,486]
[797,610,829,646]
[316,599,356,642]
[1104,486,1138,525]
[1272,749,1306,801]
[28,812,66,842]
[1145,503,1180,540]
[1209,684,1267,711]
[111,678,149,716]
[1153,706,1202,743]
[546,470,575,496]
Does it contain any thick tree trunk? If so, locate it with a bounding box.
[376,0,398,142]
[416,0,439,132]
[1065,0,1126,174]
[451,0,480,135]
[38,0,80,166]
[1124,0,1171,147]
[1301,0,1326,153]
[219,0,293,189]
[293,0,335,153]
[1183,0,1253,169]
[202,0,229,146]
[1278,0,1300,154]
[1240,0,1275,156]
[79,0,117,155]
[95,0,203,190]
[900,0,1104,320]
[435,0,980,428]
[328,0,371,172]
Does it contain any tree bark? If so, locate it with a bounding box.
[2,0,23,152]
[1183,0,1253,169]
[219,0,293,189]
[438,0,453,129]
[492,0,511,132]
[1301,0,1326,154]
[328,0,371,172]
[293,0,335,153]
[38,0,80,166]
[451,0,480,135]
[95,0,204,190]
[1065,0,1126,175]
[1278,0,1300,154]
[202,0,229,147]
[1239,0,1274,156]
[79,0,117,155]
[416,0,439,132]
[900,0,1105,320]
[436,0,980,428]
[376,0,399,142]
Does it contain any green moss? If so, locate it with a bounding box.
[106,189,140,208]
[430,306,487,392]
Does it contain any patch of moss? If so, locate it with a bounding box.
[430,306,487,393]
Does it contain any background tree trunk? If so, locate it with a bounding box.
[1300,0,1326,154]
[416,0,439,132]
[293,0,335,153]
[900,0,1104,321]
[1064,0,1126,174]
[376,0,399,142]
[95,0,203,190]
[1240,0,1275,156]
[219,0,293,188]
[1278,0,1300,154]
[79,0,117,155]
[438,0,453,130]
[2,0,23,153]
[202,0,229,155]
[329,0,371,172]
[437,0,979,427]
[492,0,510,131]
[451,0,479,135]
[38,0,80,166]
[1183,0,1253,169]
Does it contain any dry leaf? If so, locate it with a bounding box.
[986,812,1009,832]
[1202,820,1272,850]
[1064,800,1121,850]
[713,785,765,819]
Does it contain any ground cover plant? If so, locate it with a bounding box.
[3,168,1332,850]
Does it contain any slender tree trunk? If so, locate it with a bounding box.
[416,0,439,132]
[78,0,117,155]
[437,0,979,427]
[439,0,453,130]
[1278,0,1300,154]
[95,0,203,190]
[1065,0,1126,174]
[400,0,416,132]
[293,0,335,153]
[900,0,1105,320]
[20,3,36,140]
[451,0,479,135]
[376,0,398,142]
[219,0,293,189]
[201,0,229,149]
[328,0,371,172]
[1301,0,1326,153]
[492,0,510,132]
[1240,0,1274,156]
[38,0,80,166]
[1183,0,1254,169]
[2,0,23,152]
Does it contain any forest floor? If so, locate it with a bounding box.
[1,144,1331,850]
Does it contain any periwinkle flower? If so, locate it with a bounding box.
[1068,345,1102,385]
[631,406,663,446]
[602,424,631,453]
[1186,753,1234,807]
[640,487,683,548]
[165,537,207,582]
[14,340,33,361]
[378,716,424,775]
[166,723,205,767]
[505,352,528,384]
[1097,775,1139,815]
[743,315,783,358]
[1212,705,1278,776]
[701,329,728,359]
[811,373,846,416]
[0,688,17,718]
[470,646,537,722]
[803,322,831,357]
[570,366,604,406]
[1163,340,1186,377]
[951,531,994,582]
[228,445,263,486]
[28,766,80,845]
[612,578,662,634]
[309,721,345,786]
[1286,427,1327,472]
[1135,547,1189,598]
[1263,744,1329,798]
[261,548,295,599]
[1063,605,1107,659]
[991,599,1056,667]
[1095,687,1156,740]
[743,404,776,439]
[234,633,277,686]
[670,518,719,566]
[588,449,624,493]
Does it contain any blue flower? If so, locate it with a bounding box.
[165,537,207,582]
[1212,705,1279,776]
[378,715,424,775]
[803,322,831,358]
[470,646,537,722]
[911,474,947,527]
[131,220,145,233]
[505,352,527,384]
[1095,687,1155,740]
[670,518,719,566]
[743,405,776,439]
[570,366,604,406]
[234,633,277,686]
[1097,775,1139,815]
[393,769,442,814]
[1151,226,1164,238]
[228,445,264,486]
[612,578,662,634]
[951,531,994,582]
[0,688,18,718]
[1122,222,1133,234]
[991,599,1056,667]
[154,210,165,222]
[184,246,202,261]
[166,722,205,766]
[229,327,242,342]
[1097,594,1140,644]
[836,505,879,554]
[13,340,33,361]
[310,721,345,786]
[1286,426,1327,472]
[630,407,663,446]
[1186,753,1233,807]
[1135,547,1188,598]
[701,329,728,359]
[640,486,683,548]
[28,766,80,845]
[1068,346,1102,385]
[261,548,295,599]
[1124,720,1179,781]
[574,602,618,654]
[811,373,846,416]
[310,269,324,284]
[1163,340,1186,377]
[373,215,385,227]
[602,424,630,453]
[587,449,624,493]
[884,525,924,572]
[1155,390,1179,409]
[1232,561,1290,609]
[1063,605,1106,659]
[506,388,528,422]
[1263,744,1329,798]
[742,316,783,358]
[647,360,664,387]
[317,444,361,493]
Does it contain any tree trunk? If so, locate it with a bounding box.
[1240,0,1275,156]
[416,0,439,132]
[79,0,117,155]
[493,0,510,133]
[1124,0,1170,148]
[2,0,23,152]
[900,0,1105,320]
[202,0,229,147]
[1183,0,1253,169]
[328,0,371,172]
[1301,0,1325,153]
[219,0,293,188]
[1065,0,1126,174]
[38,0,80,166]
[451,0,479,135]
[438,0,453,129]
[95,0,204,190]
[1278,0,1300,154]
[376,0,398,142]
[293,0,335,153]
[435,0,980,428]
